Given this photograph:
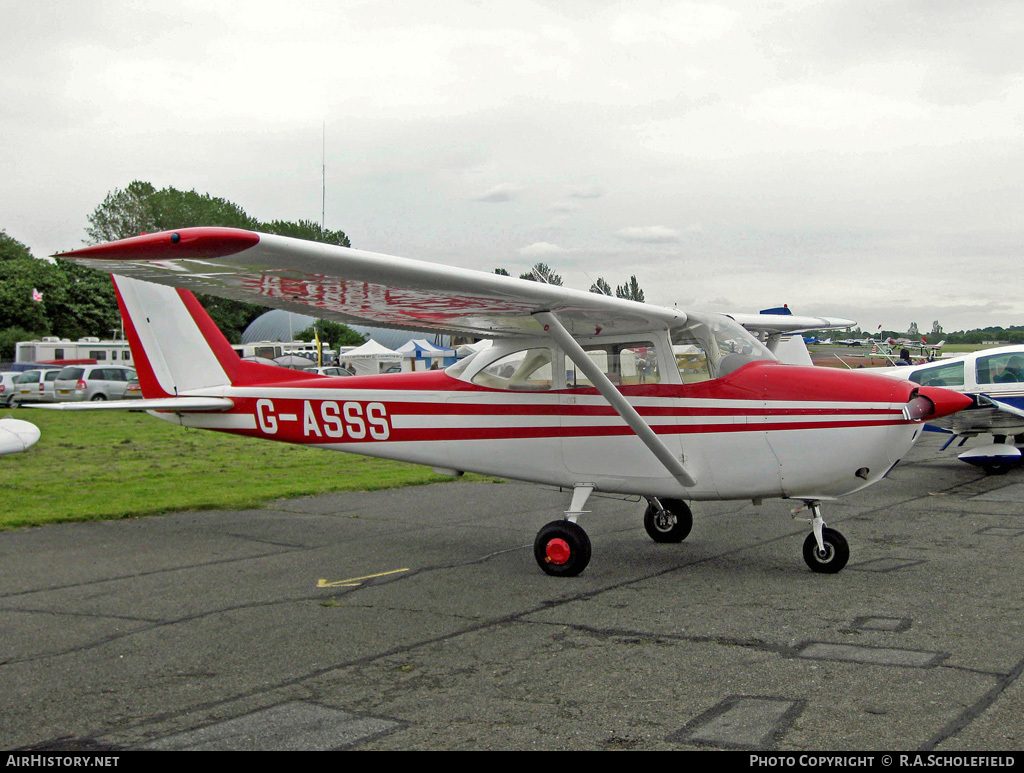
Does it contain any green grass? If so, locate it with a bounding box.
[939,343,998,353]
[0,410,499,530]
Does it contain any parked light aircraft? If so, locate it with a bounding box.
[871,345,1024,474]
[37,228,971,576]
[0,418,40,457]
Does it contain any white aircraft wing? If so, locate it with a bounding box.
[57,228,684,339]
[978,395,1024,420]
[726,312,856,334]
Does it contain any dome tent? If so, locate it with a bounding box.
[241,309,451,352]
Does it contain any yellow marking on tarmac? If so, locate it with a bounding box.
[317,568,409,588]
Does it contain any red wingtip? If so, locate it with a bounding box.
[54,227,260,261]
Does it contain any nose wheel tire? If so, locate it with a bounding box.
[534,520,592,577]
[802,527,850,574]
[643,498,693,543]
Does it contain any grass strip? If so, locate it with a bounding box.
[0,409,498,529]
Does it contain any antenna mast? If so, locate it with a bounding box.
[321,122,326,229]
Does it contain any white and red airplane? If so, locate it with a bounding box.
[39,228,971,576]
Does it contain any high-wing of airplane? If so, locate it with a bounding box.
[726,306,855,367]
[37,228,971,576]
[0,418,40,457]
[871,345,1024,474]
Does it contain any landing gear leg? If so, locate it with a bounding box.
[795,501,850,574]
[534,485,594,577]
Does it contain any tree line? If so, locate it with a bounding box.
[0,181,352,360]
[494,264,646,302]
[1,180,651,361]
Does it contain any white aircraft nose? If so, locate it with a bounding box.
[0,418,41,457]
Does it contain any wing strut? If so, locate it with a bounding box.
[534,311,697,488]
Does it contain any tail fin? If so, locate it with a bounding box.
[113,275,317,397]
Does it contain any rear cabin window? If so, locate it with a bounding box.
[58,368,84,381]
[472,348,553,391]
[909,361,965,387]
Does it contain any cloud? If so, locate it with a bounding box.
[548,200,581,212]
[614,226,681,244]
[568,185,604,199]
[519,241,566,257]
[473,184,523,203]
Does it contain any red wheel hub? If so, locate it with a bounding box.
[545,538,571,565]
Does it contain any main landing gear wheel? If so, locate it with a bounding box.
[643,498,693,543]
[802,527,850,574]
[534,520,592,577]
[981,461,1013,476]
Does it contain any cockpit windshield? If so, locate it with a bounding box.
[670,313,777,382]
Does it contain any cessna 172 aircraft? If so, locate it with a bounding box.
[38,228,971,576]
[872,345,1024,474]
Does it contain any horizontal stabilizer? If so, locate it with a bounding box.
[26,397,235,412]
[0,418,40,456]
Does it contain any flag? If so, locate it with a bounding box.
[31,288,42,302]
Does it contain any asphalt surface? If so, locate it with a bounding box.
[1,433,1023,751]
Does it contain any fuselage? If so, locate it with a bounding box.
[158,357,967,504]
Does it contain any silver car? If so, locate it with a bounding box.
[0,371,19,407]
[11,369,61,405]
[53,365,136,402]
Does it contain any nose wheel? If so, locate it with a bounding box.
[643,497,693,542]
[802,528,849,573]
[796,501,850,573]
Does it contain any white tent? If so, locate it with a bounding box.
[340,339,403,375]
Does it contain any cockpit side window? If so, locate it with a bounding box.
[976,353,1022,385]
[670,314,776,382]
[567,342,660,388]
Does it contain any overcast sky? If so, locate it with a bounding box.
[3,0,1023,333]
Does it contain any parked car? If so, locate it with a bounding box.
[123,377,143,399]
[11,369,62,405]
[0,371,19,407]
[53,366,136,402]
